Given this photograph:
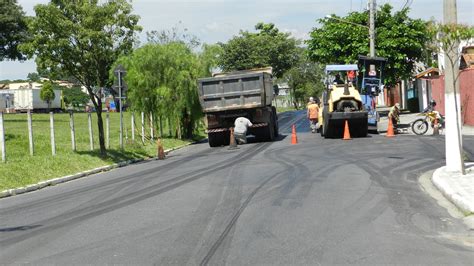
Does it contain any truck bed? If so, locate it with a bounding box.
[198,72,273,113]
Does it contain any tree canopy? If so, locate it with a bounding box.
[0,0,28,61]
[283,48,325,107]
[63,86,90,108]
[114,42,203,139]
[307,4,432,86]
[21,0,141,155]
[218,23,300,78]
[40,81,55,109]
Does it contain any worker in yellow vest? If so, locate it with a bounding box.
[307,99,319,133]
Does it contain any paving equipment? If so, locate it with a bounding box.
[358,56,387,132]
[318,64,368,138]
[198,67,278,147]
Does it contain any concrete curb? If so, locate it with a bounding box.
[432,162,474,215]
[0,143,193,199]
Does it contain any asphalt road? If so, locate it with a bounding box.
[1,110,473,265]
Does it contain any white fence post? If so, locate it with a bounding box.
[69,111,76,151]
[150,113,154,140]
[50,112,56,156]
[159,115,163,138]
[141,111,145,143]
[0,112,5,162]
[27,110,34,155]
[88,112,94,150]
[131,112,135,141]
[106,110,110,149]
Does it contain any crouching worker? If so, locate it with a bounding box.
[234,117,253,144]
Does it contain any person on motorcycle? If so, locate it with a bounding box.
[423,99,436,112]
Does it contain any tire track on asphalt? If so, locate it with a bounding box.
[0,143,272,248]
[198,141,347,265]
[199,173,276,266]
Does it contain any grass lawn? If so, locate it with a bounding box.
[0,111,203,191]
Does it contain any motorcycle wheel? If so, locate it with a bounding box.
[412,119,429,135]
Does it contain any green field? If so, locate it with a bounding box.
[0,112,201,191]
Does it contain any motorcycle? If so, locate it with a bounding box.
[411,110,445,135]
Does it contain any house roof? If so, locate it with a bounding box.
[415,67,440,79]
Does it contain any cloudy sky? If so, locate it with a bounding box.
[1,0,473,80]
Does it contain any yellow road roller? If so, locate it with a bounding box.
[318,64,368,138]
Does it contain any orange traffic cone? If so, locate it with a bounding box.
[433,118,439,135]
[291,124,298,144]
[343,120,351,140]
[157,138,166,159]
[386,118,395,137]
[228,127,239,150]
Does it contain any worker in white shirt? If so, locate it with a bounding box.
[233,117,253,144]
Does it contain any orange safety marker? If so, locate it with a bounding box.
[386,118,395,137]
[433,118,439,135]
[228,127,239,150]
[291,124,298,144]
[343,120,351,140]
[157,138,166,159]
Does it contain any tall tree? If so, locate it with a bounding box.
[40,81,56,111]
[27,72,41,82]
[0,0,28,61]
[307,4,432,86]
[21,0,141,156]
[63,86,90,108]
[283,48,325,107]
[219,22,300,78]
[199,43,224,76]
[114,42,203,139]
[437,20,474,175]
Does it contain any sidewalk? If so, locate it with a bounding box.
[376,108,474,215]
[377,111,474,136]
[432,163,474,215]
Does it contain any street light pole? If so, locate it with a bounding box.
[369,0,376,57]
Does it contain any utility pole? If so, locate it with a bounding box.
[443,0,465,174]
[369,0,376,57]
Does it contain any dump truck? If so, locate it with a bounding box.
[318,65,368,138]
[198,67,278,147]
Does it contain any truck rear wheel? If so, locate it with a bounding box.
[208,132,228,147]
[256,121,275,142]
[272,107,279,137]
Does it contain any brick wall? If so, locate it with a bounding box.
[430,68,474,126]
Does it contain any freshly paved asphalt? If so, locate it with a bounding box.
[1,110,473,265]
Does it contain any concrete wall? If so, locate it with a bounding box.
[430,68,474,126]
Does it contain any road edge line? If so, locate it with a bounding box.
[0,142,194,199]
